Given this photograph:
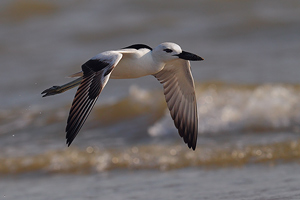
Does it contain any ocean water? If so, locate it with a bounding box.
[1,0,300,199]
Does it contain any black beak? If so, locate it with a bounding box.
[176,51,204,61]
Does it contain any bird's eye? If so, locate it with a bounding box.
[163,48,173,53]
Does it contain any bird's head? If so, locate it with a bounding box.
[153,42,203,63]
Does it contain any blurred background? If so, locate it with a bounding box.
[1,0,300,199]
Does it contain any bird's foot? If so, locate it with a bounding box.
[41,86,63,97]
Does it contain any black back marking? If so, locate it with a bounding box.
[122,44,152,51]
[82,59,109,72]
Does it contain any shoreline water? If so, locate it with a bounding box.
[1,0,300,199]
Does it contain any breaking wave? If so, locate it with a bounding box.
[1,139,300,174]
[2,82,300,136]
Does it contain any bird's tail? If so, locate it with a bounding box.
[41,77,83,97]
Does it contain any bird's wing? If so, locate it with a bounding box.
[153,59,198,150]
[66,52,123,146]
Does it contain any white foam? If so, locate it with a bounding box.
[148,84,300,137]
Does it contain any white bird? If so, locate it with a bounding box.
[42,42,203,150]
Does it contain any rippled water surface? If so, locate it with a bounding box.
[1,0,300,199]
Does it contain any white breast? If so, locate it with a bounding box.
[110,49,164,79]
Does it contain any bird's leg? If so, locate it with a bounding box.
[41,77,83,97]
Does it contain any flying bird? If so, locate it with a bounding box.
[42,42,203,150]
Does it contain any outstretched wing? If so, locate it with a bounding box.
[154,59,198,150]
[66,53,122,146]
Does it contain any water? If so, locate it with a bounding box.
[1,164,300,200]
[1,0,300,199]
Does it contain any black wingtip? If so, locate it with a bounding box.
[183,132,197,151]
[187,141,196,151]
[65,129,76,147]
[190,134,197,151]
[66,137,73,147]
[191,144,196,151]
